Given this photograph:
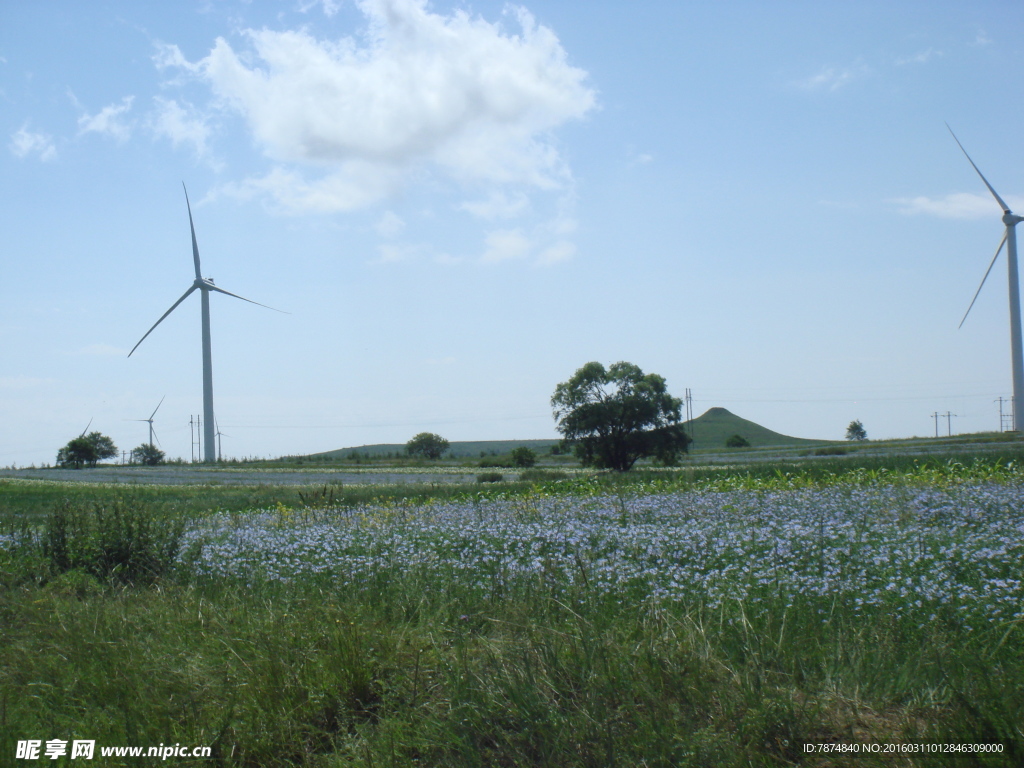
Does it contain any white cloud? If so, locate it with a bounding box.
[536,240,575,265]
[481,228,531,263]
[153,42,202,74]
[459,191,530,220]
[544,211,577,237]
[796,64,869,92]
[472,209,577,265]
[374,210,406,237]
[373,242,422,263]
[891,192,1024,219]
[299,0,343,16]
[77,96,135,141]
[219,163,403,213]
[150,97,213,160]
[626,144,653,166]
[9,124,56,161]
[162,0,595,212]
[895,48,942,66]
[433,252,461,265]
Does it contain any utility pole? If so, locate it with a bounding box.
[932,411,940,438]
[996,397,1009,432]
[189,415,202,463]
[944,411,956,437]
[684,388,694,448]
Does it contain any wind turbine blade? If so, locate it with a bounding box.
[80,418,93,437]
[149,395,166,420]
[183,183,202,281]
[959,231,1008,329]
[207,284,289,314]
[152,428,161,448]
[946,123,1012,213]
[128,285,198,357]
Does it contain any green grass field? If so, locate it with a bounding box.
[2,444,1023,766]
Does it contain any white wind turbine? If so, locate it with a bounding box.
[132,396,165,447]
[949,125,1024,432]
[215,418,230,462]
[129,184,281,461]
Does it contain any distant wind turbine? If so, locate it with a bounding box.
[132,396,165,447]
[948,125,1024,432]
[129,184,282,462]
[215,418,230,462]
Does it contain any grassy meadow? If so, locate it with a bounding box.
[1,448,1024,766]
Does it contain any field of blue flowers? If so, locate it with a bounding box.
[185,481,1024,631]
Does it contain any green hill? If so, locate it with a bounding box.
[311,408,822,459]
[686,407,827,450]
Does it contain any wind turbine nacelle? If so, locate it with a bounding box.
[1004,212,1023,226]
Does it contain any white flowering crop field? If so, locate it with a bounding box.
[183,482,1024,630]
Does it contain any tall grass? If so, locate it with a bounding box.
[1,456,1023,765]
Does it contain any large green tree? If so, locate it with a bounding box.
[406,432,450,460]
[56,431,117,469]
[551,361,691,471]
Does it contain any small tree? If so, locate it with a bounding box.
[552,361,691,471]
[132,443,165,466]
[510,447,537,468]
[406,432,450,460]
[846,419,867,441]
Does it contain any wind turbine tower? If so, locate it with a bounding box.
[129,184,281,461]
[949,126,1024,432]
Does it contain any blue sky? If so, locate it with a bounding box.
[2,0,1023,465]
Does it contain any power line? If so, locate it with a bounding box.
[696,392,1008,404]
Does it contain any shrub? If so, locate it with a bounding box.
[476,472,503,483]
[40,498,187,586]
[518,469,568,482]
[725,434,750,448]
[131,443,165,466]
[814,446,848,456]
[510,447,537,468]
